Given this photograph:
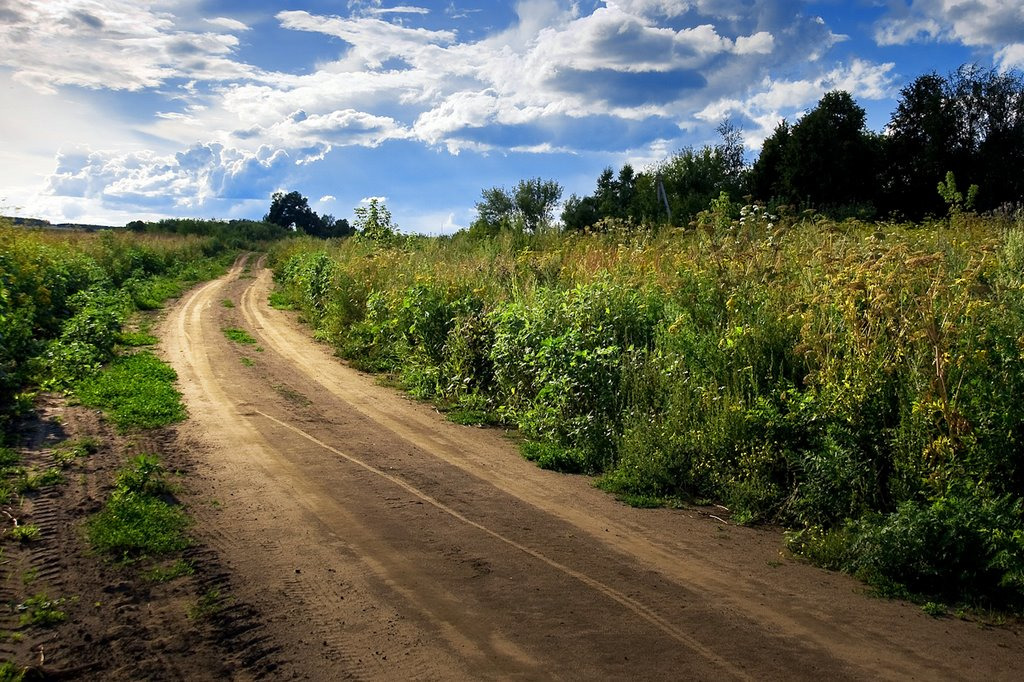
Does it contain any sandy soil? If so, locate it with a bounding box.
[157,255,1022,680]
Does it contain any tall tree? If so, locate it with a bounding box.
[264,191,323,235]
[881,73,956,218]
[881,65,1024,218]
[474,178,562,233]
[786,91,879,210]
[749,120,792,202]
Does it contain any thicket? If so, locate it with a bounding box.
[270,204,1024,609]
[0,220,231,429]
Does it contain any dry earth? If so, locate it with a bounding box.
[157,254,1021,680]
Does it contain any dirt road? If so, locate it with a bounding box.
[161,255,1021,680]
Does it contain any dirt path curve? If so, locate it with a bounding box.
[161,255,1021,680]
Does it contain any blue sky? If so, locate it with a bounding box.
[1,0,1020,233]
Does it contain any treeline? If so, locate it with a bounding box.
[125,217,292,248]
[270,205,1024,610]
[559,65,1023,230]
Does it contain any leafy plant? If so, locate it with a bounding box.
[17,594,66,628]
[9,524,40,543]
[222,328,257,344]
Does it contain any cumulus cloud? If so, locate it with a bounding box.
[694,59,898,148]
[875,0,1024,60]
[0,1,259,94]
[47,143,291,210]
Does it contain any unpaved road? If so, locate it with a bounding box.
[162,255,1021,680]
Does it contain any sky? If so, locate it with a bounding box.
[1,1,1021,233]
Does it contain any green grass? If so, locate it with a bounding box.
[220,298,235,308]
[0,661,23,682]
[240,357,255,367]
[0,449,19,467]
[222,327,257,344]
[117,330,158,346]
[75,352,187,429]
[88,490,189,560]
[52,436,100,467]
[187,588,225,620]
[268,290,294,310]
[9,525,40,543]
[88,454,189,561]
[143,558,195,583]
[17,594,66,628]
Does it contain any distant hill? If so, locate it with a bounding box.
[3,215,115,231]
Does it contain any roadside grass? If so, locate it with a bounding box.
[8,525,40,544]
[268,290,293,310]
[75,352,186,430]
[116,330,158,347]
[88,454,189,562]
[220,298,235,308]
[222,328,257,344]
[0,661,24,682]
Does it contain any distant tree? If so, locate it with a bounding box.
[786,91,880,210]
[314,214,354,239]
[353,198,397,242]
[750,91,881,214]
[561,193,601,232]
[265,191,322,235]
[646,145,743,225]
[474,186,516,232]
[474,178,563,233]
[880,73,956,218]
[513,178,563,232]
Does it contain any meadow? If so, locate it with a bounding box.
[270,203,1024,610]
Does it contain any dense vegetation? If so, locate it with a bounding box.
[0,219,236,429]
[270,202,1024,610]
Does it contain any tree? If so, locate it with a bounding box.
[881,73,956,218]
[561,193,600,232]
[474,178,563,233]
[750,91,881,214]
[513,178,563,232]
[264,191,353,238]
[265,191,321,234]
[315,214,354,239]
[786,91,880,210]
[749,120,792,202]
[353,198,397,242]
[881,64,1024,218]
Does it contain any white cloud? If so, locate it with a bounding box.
[319,195,336,203]
[205,17,250,32]
[369,6,431,15]
[875,0,1024,56]
[996,43,1024,71]
[0,1,260,94]
[46,143,291,210]
[695,59,897,148]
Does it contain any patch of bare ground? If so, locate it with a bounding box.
[0,332,279,676]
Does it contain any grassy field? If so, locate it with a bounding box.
[269,205,1024,610]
